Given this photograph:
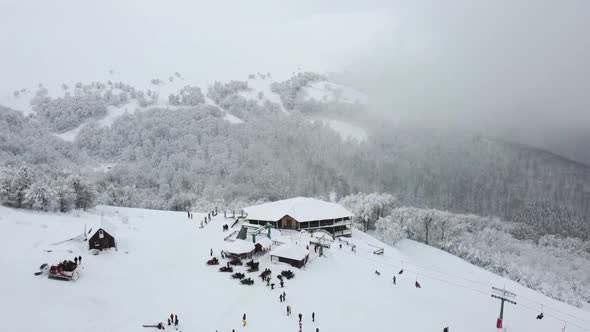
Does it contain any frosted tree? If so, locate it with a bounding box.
[69,176,97,210]
[54,179,75,212]
[25,179,57,211]
[8,166,35,208]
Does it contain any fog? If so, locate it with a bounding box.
[1,0,588,163]
[340,0,590,163]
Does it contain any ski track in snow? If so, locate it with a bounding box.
[0,205,589,332]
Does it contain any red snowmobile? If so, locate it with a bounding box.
[48,260,80,281]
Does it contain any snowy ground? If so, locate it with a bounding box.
[1,205,589,332]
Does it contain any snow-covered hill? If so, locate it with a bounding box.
[1,205,588,332]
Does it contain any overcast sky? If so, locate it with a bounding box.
[1,0,588,162]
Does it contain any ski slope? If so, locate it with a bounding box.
[0,205,588,332]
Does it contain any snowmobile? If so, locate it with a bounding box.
[231,272,245,279]
[229,257,242,266]
[245,259,256,267]
[48,260,80,281]
[281,270,295,280]
[247,262,259,272]
[240,278,254,285]
[219,266,233,273]
[206,257,219,265]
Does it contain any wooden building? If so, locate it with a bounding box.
[270,244,309,268]
[88,228,116,251]
[244,197,354,237]
[224,240,255,259]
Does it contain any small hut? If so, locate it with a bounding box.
[225,240,255,259]
[270,244,309,268]
[255,236,273,254]
[88,228,116,251]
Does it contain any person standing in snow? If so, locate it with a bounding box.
[393,276,396,285]
[78,256,82,264]
[316,328,319,332]
[210,248,213,256]
[74,257,78,264]
[242,313,246,326]
[298,313,302,322]
[174,314,178,326]
[280,281,284,288]
[167,318,171,326]
[271,283,275,290]
[312,312,315,322]
[443,327,449,332]
[170,313,174,322]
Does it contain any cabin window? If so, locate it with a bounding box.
[99,230,104,239]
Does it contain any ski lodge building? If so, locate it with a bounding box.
[243,197,353,237]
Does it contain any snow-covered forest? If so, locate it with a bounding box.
[1,73,589,307]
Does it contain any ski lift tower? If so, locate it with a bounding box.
[491,286,516,329]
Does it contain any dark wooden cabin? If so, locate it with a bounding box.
[88,228,116,251]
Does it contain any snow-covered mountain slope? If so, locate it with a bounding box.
[303,81,368,105]
[1,205,588,332]
[324,119,367,143]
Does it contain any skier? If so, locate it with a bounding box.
[174,314,178,326]
[267,279,270,286]
[282,291,286,300]
[187,210,190,219]
[78,256,82,264]
[280,281,284,288]
[74,257,78,264]
[393,276,396,285]
[167,318,171,326]
[242,313,246,326]
[312,312,315,322]
[286,305,291,316]
[298,313,302,322]
[170,313,174,322]
[271,283,275,290]
[210,248,213,256]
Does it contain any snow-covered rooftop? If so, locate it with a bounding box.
[225,239,255,254]
[255,236,273,248]
[244,197,353,222]
[269,244,308,261]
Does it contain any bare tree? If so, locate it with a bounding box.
[423,215,434,245]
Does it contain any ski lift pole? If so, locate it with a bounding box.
[491,287,516,328]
